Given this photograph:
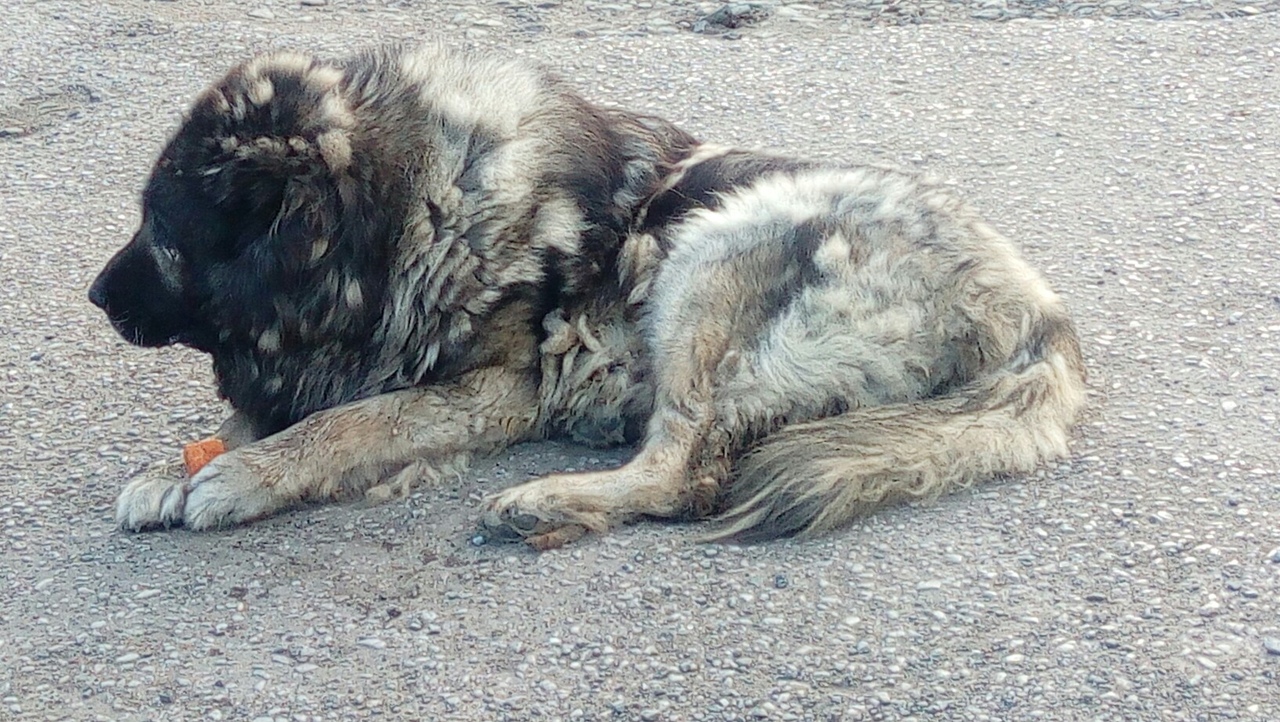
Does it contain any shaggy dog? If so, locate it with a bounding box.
[89,44,1086,548]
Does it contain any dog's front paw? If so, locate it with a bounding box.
[116,468,188,532]
[183,452,280,530]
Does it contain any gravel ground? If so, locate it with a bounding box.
[2,1,1279,720]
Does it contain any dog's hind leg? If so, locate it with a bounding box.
[116,367,540,531]
[477,344,729,550]
[478,223,801,549]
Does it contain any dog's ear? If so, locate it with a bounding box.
[173,53,356,226]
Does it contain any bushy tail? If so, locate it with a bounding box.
[711,317,1087,543]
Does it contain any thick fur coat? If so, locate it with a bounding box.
[90,44,1087,547]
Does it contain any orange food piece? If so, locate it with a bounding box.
[183,437,227,476]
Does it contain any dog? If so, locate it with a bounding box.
[89,43,1086,548]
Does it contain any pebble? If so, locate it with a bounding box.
[693,3,773,34]
[357,638,387,650]
[1264,638,1280,656]
[246,8,275,20]
[300,0,327,6]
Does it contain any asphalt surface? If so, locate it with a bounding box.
[2,1,1278,720]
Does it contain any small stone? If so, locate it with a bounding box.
[1268,547,1280,563]
[470,534,488,547]
[693,2,772,34]
[116,652,140,664]
[135,588,162,600]
[1263,638,1280,656]
[357,638,386,650]
[1085,593,1107,603]
[916,580,943,591]
[1003,654,1026,664]
[773,574,788,589]
[1221,400,1238,411]
[247,8,275,20]
[300,0,327,5]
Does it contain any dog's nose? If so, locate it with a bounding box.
[88,276,108,310]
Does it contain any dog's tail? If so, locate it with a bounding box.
[711,312,1087,543]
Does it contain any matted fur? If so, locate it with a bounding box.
[89,43,1086,547]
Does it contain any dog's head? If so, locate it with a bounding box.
[89,53,367,347]
[89,52,398,427]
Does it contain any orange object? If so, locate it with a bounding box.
[183,437,227,476]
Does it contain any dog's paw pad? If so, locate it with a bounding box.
[477,507,544,543]
[476,504,589,550]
